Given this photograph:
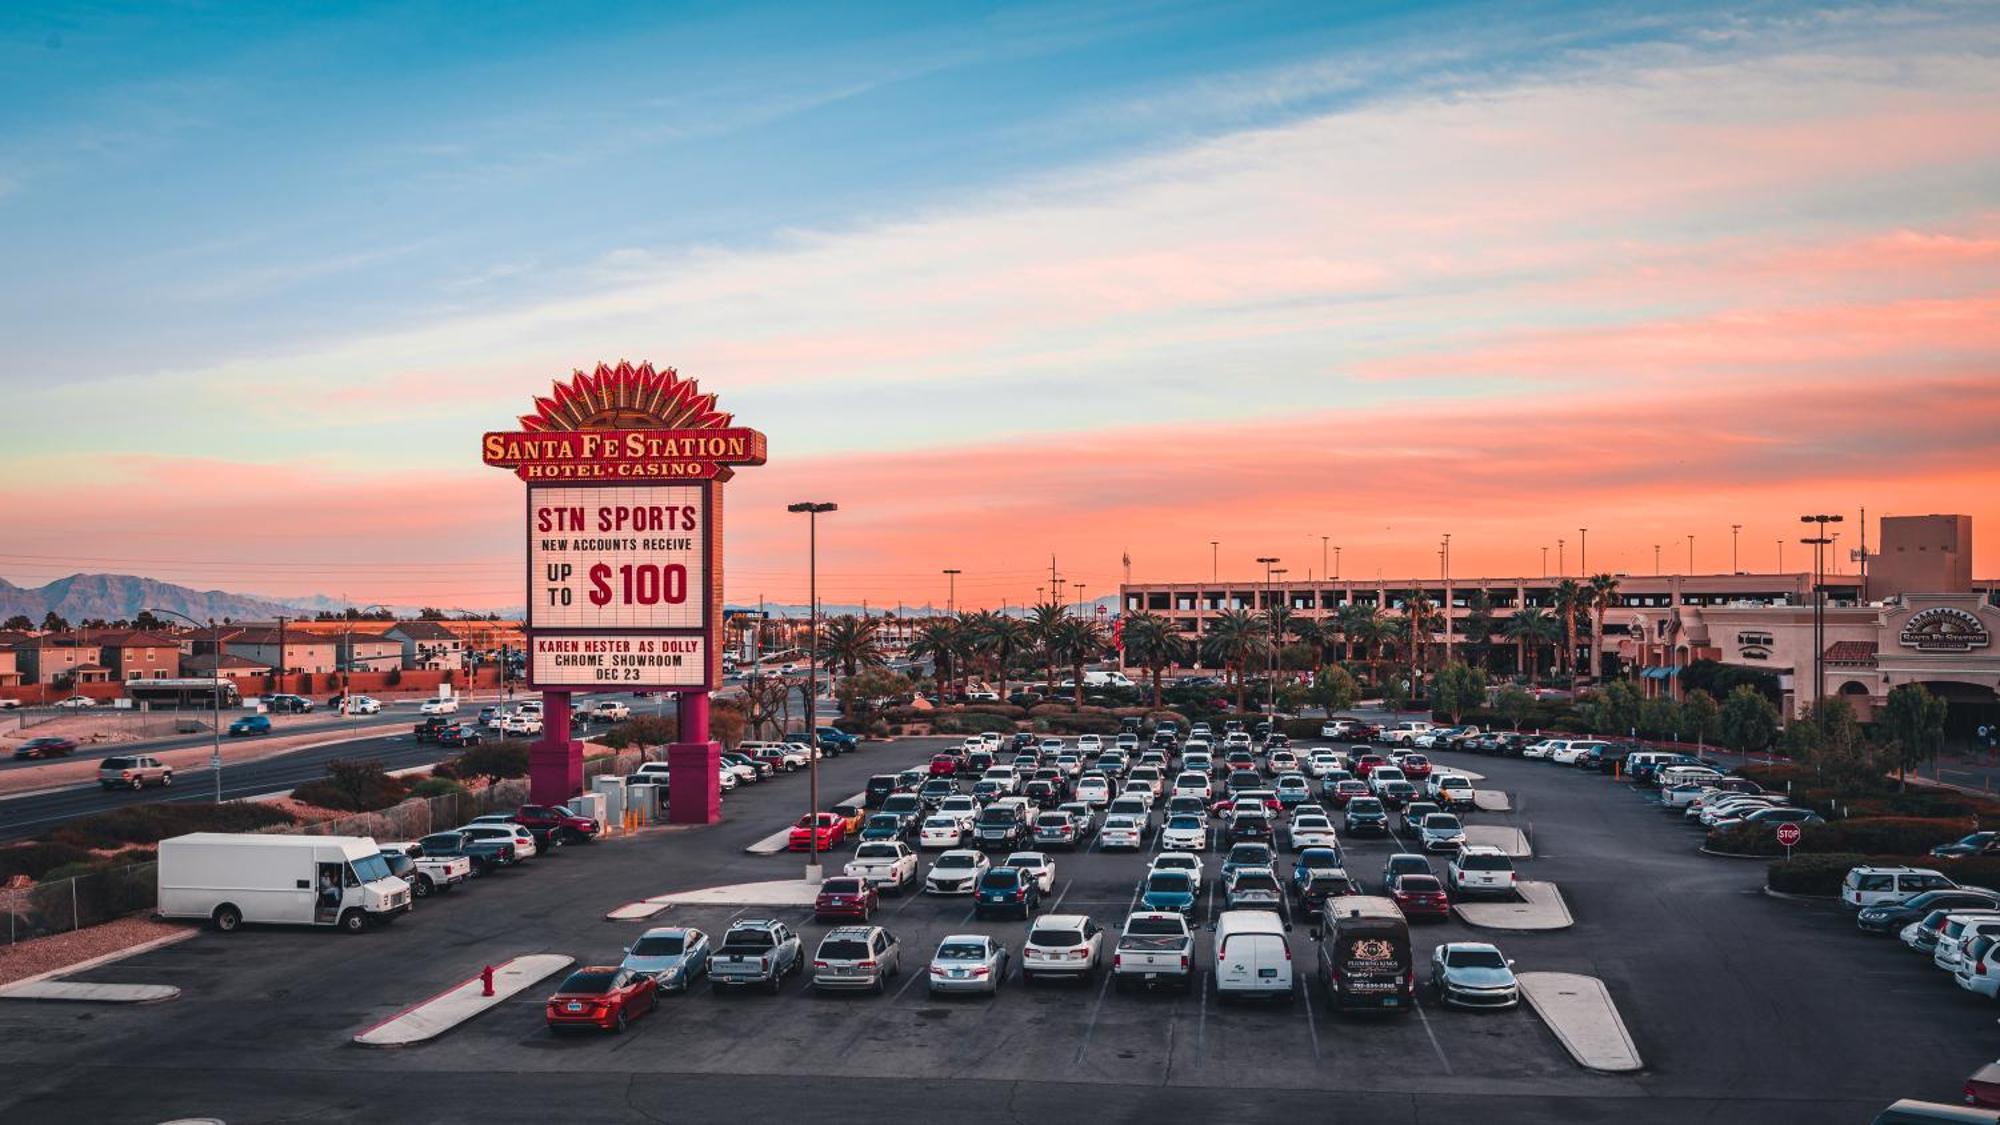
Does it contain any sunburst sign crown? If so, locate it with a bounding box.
[519,360,734,432]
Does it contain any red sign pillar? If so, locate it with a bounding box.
[529,690,584,805]
[668,689,720,824]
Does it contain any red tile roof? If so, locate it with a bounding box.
[1824,640,1878,665]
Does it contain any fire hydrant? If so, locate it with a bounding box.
[481,964,496,997]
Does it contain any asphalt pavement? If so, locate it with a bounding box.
[0,733,1988,1122]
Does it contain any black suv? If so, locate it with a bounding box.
[1343,797,1389,837]
[973,805,1028,849]
[864,774,900,809]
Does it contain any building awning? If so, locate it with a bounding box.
[1642,665,1680,680]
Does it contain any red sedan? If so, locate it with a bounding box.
[1328,779,1371,807]
[1389,873,1452,921]
[929,754,961,777]
[814,876,880,922]
[789,812,847,852]
[1353,754,1389,778]
[546,966,658,1034]
[1399,754,1433,781]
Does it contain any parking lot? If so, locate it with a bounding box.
[0,731,1991,1123]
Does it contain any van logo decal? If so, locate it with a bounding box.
[1350,939,1395,961]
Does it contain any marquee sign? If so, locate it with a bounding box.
[1899,607,1992,653]
[486,362,764,694]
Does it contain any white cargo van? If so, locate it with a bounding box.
[157,833,412,934]
[1213,910,1293,1001]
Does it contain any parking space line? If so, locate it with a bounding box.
[1413,994,1454,1075]
[1047,878,1072,915]
[1071,956,1117,1065]
[1300,975,1321,1059]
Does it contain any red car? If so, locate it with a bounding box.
[545,965,659,1034]
[789,812,847,852]
[514,804,601,844]
[814,876,880,922]
[1329,779,1371,807]
[1353,754,1389,778]
[1389,873,1452,920]
[1966,1057,2000,1108]
[1398,754,1433,781]
[928,754,960,777]
[12,736,78,760]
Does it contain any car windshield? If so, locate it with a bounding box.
[631,935,685,956]
[1399,876,1443,893]
[101,757,134,769]
[1030,928,1083,947]
[937,942,986,960]
[1168,816,1202,829]
[924,817,958,829]
[723,929,776,949]
[821,879,864,894]
[882,796,920,812]
[1006,857,1042,870]
[818,939,872,960]
[1308,875,1348,891]
[1036,814,1071,826]
[1105,816,1138,829]
[1228,846,1271,864]
[351,854,393,882]
[1449,948,1507,969]
[936,854,977,869]
[419,833,462,850]
[1348,800,1383,813]
[1461,854,1513,871]
[560,971,618,994]
[1235,873,1279,892]
[983,869,1021,885]
[1425,816,1462,831]
[1148,873,1193,891]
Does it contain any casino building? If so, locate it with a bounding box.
[1119,514,1998,743]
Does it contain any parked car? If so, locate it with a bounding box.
[1223,866,1284,912]
[1934,832,2000,860]
[545,966,658,1033]
[974,865,1042,919]
[1856,888,2000,935]
[1447,845,1517,897]
[416,829,514,875]
[812,876,880,923]
[619,926,711,990]
[789,812,847,852]
[419,697,460,715]
[96,754,171,790]
[378,841,472,897]
[1430,942,1519,1008]
[845,840,920,894]
[1004,851,1057,894]
[1418,812,1468,853]
[514,803,600,844]
[811,925,903,993]
[1343,797,1389,836]
[924,849,991,895]
[927,933,1010,996]
[460,822,539,861]
[709,919,803,992]
[1022,913,1106,984]
[1389,873,1452,920]
[1113,911,1195,992]
[12,736,78,759]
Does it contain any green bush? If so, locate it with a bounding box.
[1710,816,1969,857]
[0,841,95,882]
[932,711,1018,735]
[291,758,409,813]
[435,740,531,783]
[598,715,679,750]
[1282,718,1324,739]
[408,776,469,800]
[50,802,297,851]
[957,705,1028,720]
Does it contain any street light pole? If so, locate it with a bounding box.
[1579,528,1588,575]
[1270,567,1288,718]
[942,569,960,615]
[1799,513,1843,714]
[788,501,837,882]
[1255,556,1279,718]
[1210,541,1219,584]
[152,607,223,803]
[1731,524,1741,574]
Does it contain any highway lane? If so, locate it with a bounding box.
[0,708,421,772]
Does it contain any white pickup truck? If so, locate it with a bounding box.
[381,841,473,898]
[844,840,919,894]
[590,700,632,721]
[1113,911,1195,992]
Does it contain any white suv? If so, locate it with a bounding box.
[1448,845,1517,897]
[1842,866,1955,910]
[1021,913,1105,983]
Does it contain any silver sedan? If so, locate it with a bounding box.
[927,934,1010,996]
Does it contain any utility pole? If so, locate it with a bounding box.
[1800,513,1843,714]
[787,501,837,883]
[1654,545,1661,575]
[1579,528,1588,575]
[1210,541,1219,584]
[275,615,288,696]
[1321,537,1329,585]
[1558,538,1565,576]
[1441,533,1453,662]
[942,569,960,615]
[1731,524,1741,574]
[1269,566,1288,717]
[1688,534,1695,575]
[1541,546,1548,577]
[1255,556,1279,716]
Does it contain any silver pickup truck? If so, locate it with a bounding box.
[1113,911,1195,993]
[708,920,803,993]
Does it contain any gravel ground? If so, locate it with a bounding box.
[0,915,193,987]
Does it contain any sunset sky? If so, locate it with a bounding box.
[3,1,1997,610]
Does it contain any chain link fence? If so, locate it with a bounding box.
[4,861,158,945]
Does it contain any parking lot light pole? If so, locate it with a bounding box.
[942,569,960,615]
[1256,557,1279,718]
[151,607,223,803]
[788,501,837,883]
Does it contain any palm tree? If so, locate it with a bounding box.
[1028,601,1067,698]
[1336,602,1380,665]
[970,611,1030,702]
[910,617,966,701]
[1501,608,1559,686]
[816,614,885,678]
[1401,591,1443,685]
[1587,573,1622,684]
[1290,616,1330,665]
[1050,616,1107,707]
[1201,608,1270,713]
[1552,578,1586,681]
[1121,611,1184,708]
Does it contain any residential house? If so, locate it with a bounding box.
[336,633,404,672]
[385,621,465,671]
[220,626,339,675]
[14,633,114,686]
[95,630,187,682]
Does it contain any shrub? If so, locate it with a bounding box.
[408,776,469,800]
[958,705,1028,720]
[0,842,95,882]
[1765,854,2000,896]
[50,802,297,851]
[1710,816,1970,857]
[291,758,409,813]
[436,740,531,783]
[1041,711,1120,735]
[932,711,1018,735]
[599,715,679,750]
[1281,718,1324,740]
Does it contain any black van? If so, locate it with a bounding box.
[864,774,900,809]
[1312,895,1413,1013]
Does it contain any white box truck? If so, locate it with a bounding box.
[157,833,412,934]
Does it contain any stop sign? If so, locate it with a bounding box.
[1775,823,1803,848]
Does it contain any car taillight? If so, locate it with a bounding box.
[758,958,769,971]
[858,960,877,969]
[814,960,829,968]
[1113,953,1123,969]
[1179,954,1190,970]
[971,966,990,977]
[1283,944,1292,961]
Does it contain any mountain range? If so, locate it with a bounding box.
[0,574,377,625]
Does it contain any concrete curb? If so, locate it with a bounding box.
[352,954,574,1048]
[1473,791,1511,812]
[1,980,180,1003]
[1454,881,1573,930]
[606,902,671,921]
[1760,885,1838,904]
[1696,846,1774,861]
[743,788,868,855]
[647,879,824,907]
[1518,972,1643,1072]
[1463,825,1532,858]
[0,925,199,994]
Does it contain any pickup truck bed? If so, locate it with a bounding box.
[1114,913,1195,992]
